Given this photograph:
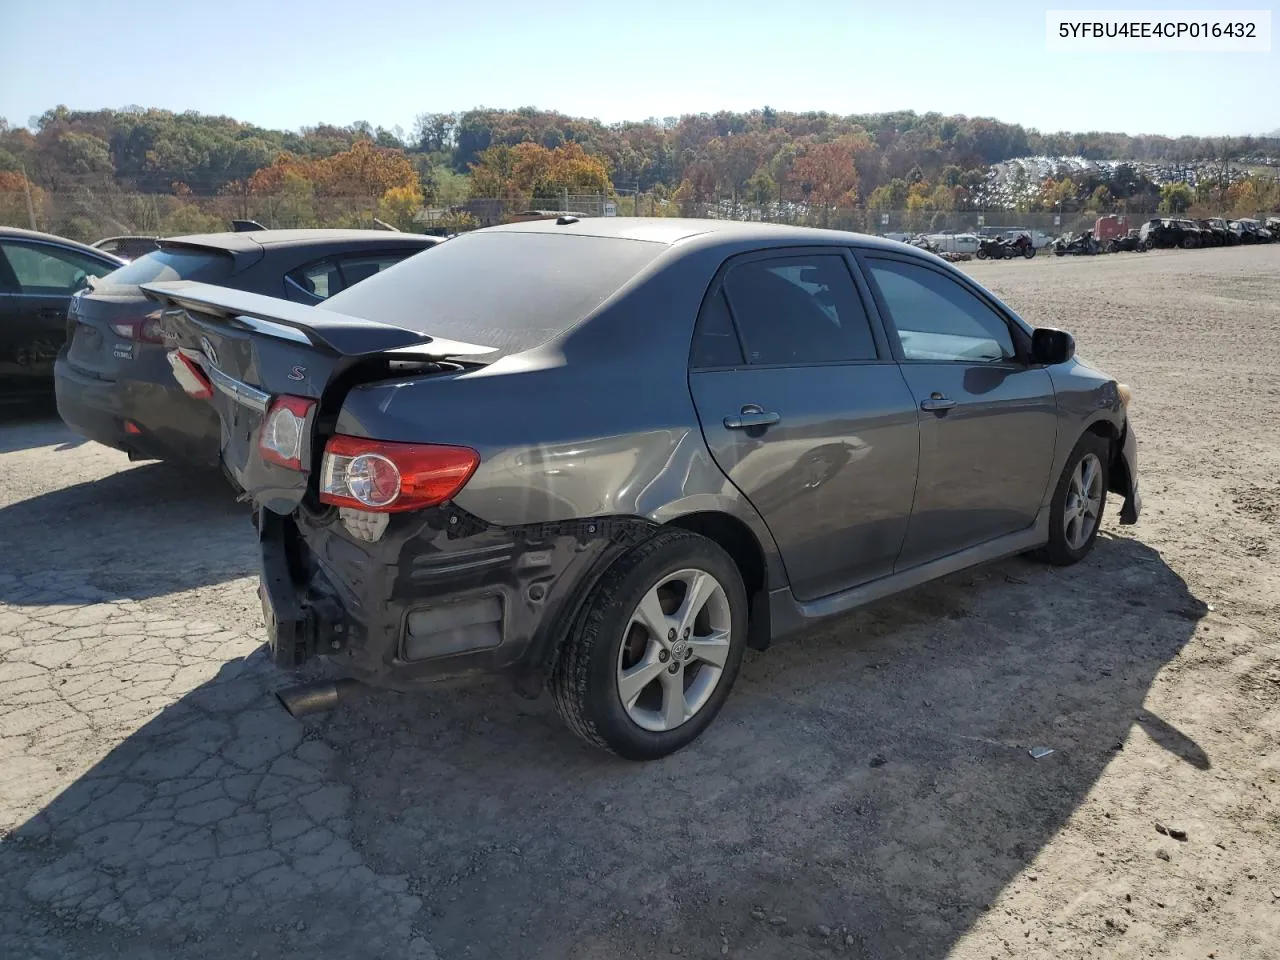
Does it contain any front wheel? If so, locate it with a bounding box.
[1023,246,1036,258]
[1033,433,1110,567]
[549,528,749,760]
[976,248,988,260]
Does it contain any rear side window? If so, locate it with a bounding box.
[322,232,664,357]
[722,254,878,365]
[286,260,342,301]
[98,247,233,288]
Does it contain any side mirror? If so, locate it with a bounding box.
[1032,327,1075,365]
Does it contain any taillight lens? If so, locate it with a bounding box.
[259,396,316,470]
[320,435,479,513]
[110,312,165,343]
[166,350,213,400]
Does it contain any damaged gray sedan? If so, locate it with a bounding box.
[142,218,1140,760]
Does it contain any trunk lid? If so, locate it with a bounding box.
[65,245,239,378]
[140,280,495,514]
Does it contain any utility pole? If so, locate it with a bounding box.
[19,163,37,229]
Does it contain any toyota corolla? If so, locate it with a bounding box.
[142,217,1140,761]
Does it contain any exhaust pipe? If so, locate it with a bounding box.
[276,678,368,718]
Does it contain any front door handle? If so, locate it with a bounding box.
[920,394,957,412]
[724,405,781,430]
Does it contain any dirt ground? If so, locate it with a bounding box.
[1,245,1278,960]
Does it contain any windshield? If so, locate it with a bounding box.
[96,246,234,290]
[320,231,665,357]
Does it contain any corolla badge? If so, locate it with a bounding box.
[199,336,219,368]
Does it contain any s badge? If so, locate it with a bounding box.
[287,365,306,382]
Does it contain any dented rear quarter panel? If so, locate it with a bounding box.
[333,236,790,587]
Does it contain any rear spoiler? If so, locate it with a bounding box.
[140,280,496,359]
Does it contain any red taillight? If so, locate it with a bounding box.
[110,313,165,343]
[165,350,213,400]
[319,435,479,513]
[259,396,316,470]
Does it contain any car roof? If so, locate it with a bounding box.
[159,228,441,253]
[485,216,914,253]
[0,225,125,261]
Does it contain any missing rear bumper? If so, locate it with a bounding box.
[257,505,657,690]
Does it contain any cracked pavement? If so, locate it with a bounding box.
[2,248,1280,959]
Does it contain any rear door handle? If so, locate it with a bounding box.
[39,307,65,320]
[724,405,781,430]
[920,394,957,412]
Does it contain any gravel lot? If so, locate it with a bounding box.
[2,245,1278,960]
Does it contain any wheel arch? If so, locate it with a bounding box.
[1083,417,1131,497]
[665,510,772,650]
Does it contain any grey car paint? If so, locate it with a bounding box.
[140,218,1139,690]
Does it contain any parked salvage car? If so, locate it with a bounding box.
[0,227,124,400]
[142,218,1141,760]
[1232,218,1274,243]
[1198,218,1236,246]
[92,235,162,262]
[1108,229,1149,253]
[1229,219,1270,244]
[55,229,440,466]
[1139,218,1184,249]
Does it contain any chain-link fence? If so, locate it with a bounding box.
[2,187,1275,245]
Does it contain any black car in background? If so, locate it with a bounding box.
[0,227,125,402]
[92,235,163,262]
[1229,219,1272,244]
[55,229,441,465]
[1196,218,1232,247]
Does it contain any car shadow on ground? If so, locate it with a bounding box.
[0,459,254,603]
[0,397,86,454]
[0,530,1205,960]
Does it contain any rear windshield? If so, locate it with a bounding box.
[319,231,665,356]
[97,246,233,289]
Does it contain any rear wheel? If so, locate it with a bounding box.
[976,248,988,260]
[1033,433,1110,566]
[549,528,748,760]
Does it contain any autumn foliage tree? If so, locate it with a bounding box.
[788,136,868,210]
[468,141,612,200]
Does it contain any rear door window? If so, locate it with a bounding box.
[96,247,234,289]
[338,251,423,288]
[722,254,879,366]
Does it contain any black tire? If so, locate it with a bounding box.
[1033,432,1110,567]
[1024,246,1036,259]
[976,248,987,260]
[548,528,749,760]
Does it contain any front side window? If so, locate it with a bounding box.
[865,257,1016,363]
[0,242,116,294]
[722,254,878,366]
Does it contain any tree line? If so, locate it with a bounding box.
[2,104,1277,239]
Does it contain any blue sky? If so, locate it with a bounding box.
[1,0,1276,137]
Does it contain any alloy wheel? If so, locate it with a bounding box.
[615,568,732,732]
[1064,453,1103,550]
